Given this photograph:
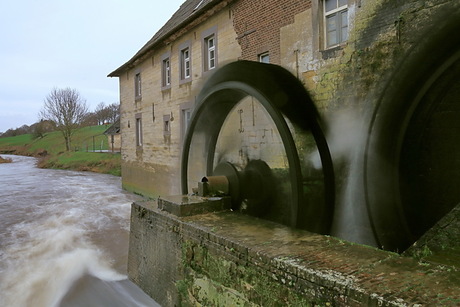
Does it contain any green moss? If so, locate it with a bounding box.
[179,240,315,306]
[412,245,433,260]
[176,279,194,307]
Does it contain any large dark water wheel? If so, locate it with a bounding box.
[364,6,460,251]
[181,61,335,234]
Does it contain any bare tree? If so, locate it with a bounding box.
[94,102,108,125]
[40,87,88,151]
[31,120,55,139]
[93,102,120,125]
[81,111,98,127]
[106,102,120,124]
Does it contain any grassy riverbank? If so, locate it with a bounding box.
[0,125,121,176]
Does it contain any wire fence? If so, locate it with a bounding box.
[75,134,120,153]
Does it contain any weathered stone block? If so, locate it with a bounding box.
[158,195,231,217]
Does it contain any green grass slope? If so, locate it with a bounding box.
[0,125,121,176]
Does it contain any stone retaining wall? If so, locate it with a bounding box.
[128,201,459,306]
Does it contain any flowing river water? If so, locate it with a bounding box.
[0,155,160,306]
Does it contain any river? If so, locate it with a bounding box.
[0,155,160,307]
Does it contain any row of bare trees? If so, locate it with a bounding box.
[0,121,55,139]
[1,87,120,152]
[91,102,120,126]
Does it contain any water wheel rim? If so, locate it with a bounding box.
[181,61,335,233]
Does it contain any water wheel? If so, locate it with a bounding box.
[364,8,460,251]
[181,61,335,234]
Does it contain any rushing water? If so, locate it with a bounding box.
[0,155,160,307]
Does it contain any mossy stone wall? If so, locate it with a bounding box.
[128,201,459,306]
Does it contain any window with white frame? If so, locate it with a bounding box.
[205,35,216,71]
[162,57,171,87]
[135,114,143,146]
[259,52,270,63]
[180,102,193,144]
[324,0,348,48]
[134,72,142,99]
[180,47,191,80]
[182,108,192,137]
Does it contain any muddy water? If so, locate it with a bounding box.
[0,155,159,306]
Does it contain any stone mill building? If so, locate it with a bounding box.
[109,0,460,305]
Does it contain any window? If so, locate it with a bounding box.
[163,58,171,86]
[259,52,270,63]
[180,102,193,144]
[180,47,191,80]
[324,0,348,48]
[182,108,192,140]
[134,72,142,99]
[135,114,143,146]
[161,52,171,89]
[205,35,216,70]
[162,57,171,88]
[202,27,217,72]
[206,36,216,70]
[163,114,171,135]
[164,119,170,134]
[183,109,192,133]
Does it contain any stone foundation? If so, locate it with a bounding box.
[128,201,459,306]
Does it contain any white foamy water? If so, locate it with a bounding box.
[0,155,159,307]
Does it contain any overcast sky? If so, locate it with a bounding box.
[0,0,184,133]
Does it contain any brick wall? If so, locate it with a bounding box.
[232,0,311,64]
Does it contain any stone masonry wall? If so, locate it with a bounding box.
[123,1,460,305]
[117,0,460,202]
[118,5,241,198]
[298,0,459,112]
[128,201,459,306]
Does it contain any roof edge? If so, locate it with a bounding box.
[108,0,228,77]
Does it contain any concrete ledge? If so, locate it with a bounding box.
[128,201,460,306]
[158,195,231,217]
